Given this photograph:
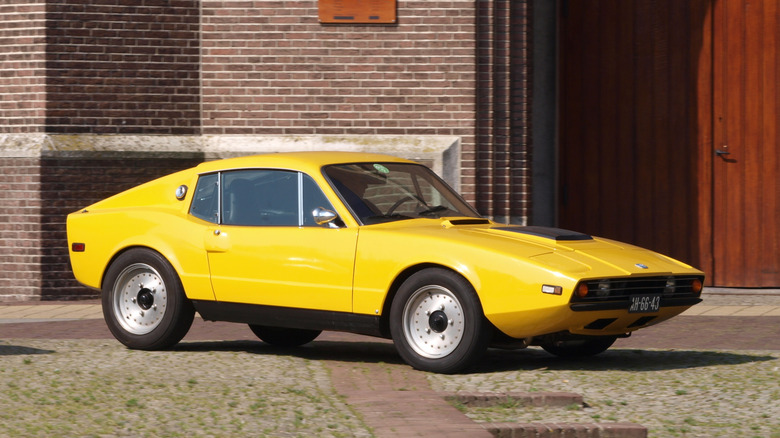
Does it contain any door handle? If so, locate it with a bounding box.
[205,228,229,252]
[715,149,730,156]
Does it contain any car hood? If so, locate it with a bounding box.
[382,219,699,277]
[466,222,697,275]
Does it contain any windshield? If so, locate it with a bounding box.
[323,162,482,225]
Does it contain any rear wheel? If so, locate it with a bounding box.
[249,325,321,347]
[102,248,194,350]
[390,268,491,373]
[540,336,617,358]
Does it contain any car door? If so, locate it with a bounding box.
[195,169,357,312]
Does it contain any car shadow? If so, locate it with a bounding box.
[475,347,777,373]
[173,339,407,366]
[0,344,56,356]
[171,339,776,373]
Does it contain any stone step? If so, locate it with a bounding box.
[444,392,647,438]
[484,421,647,438]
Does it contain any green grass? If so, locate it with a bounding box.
[429,347,780,438]
[0,339,373,437]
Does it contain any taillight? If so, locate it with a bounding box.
[71,243,86,252]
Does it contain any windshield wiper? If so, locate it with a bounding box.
[364,214,415,224]
[417,205,450,217]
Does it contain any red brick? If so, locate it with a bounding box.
[0,0,532,299]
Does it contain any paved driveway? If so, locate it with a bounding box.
[1,291,779,437]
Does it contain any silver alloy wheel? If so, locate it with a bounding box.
[402,284,465,359]
[112,263,168,335]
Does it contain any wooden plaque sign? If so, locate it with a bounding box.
[319,0,397,24]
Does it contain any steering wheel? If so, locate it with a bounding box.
[386,196,417,215]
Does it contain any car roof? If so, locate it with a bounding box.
[193,151,417,174]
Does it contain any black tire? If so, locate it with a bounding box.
[102,248,194,350]
[389,268,491,373]
[540,336,617,358]
[249,325,321,347]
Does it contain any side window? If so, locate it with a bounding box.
[302,174,335,226]
[190,173,219,223]
[191,169,338,227]
[223,170,298,226]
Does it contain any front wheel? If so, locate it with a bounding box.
[102,248,194,350]
[390,268,491,374]
[540,336,617,358]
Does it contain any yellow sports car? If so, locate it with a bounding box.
[67,152,704,373]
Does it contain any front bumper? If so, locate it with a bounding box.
[488,299,700,339]
[570,296,702,312]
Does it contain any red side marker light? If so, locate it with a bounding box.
[72,243,86,252]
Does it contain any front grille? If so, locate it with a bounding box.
[570,275,704,311]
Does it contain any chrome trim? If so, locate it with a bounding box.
[313,207,338,226]
[297,172,304,226]
[216,172,222,225]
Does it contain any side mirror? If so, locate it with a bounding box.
[312,207,339,227]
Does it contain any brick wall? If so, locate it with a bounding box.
[0,1,47,133]
[38,156,204,300]
[0,0,532,300]
[45,0,201,134]
[475,0,531,224]
[0,158,42,301]
[200,0,482,196]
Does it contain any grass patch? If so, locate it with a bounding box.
[427,348,780,438]
[0,339,373,437]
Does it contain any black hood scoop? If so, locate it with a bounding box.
[447,218,492,226]
[494,226,593,241]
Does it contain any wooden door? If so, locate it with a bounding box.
[712,0,780,286]
[559,0,780,286]
[558,1,707,268]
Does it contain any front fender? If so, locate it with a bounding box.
[351,226,577,323]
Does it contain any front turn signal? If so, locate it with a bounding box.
[576,283,590,298]
[691,278,703,295]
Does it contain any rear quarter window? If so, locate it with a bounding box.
[190,173,219,223]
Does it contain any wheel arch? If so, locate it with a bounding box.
[101,244,178,291]
[378,262,481,338]
[100,239,215,301]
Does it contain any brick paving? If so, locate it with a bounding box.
[2,292,779,437]
[328,361,492,437]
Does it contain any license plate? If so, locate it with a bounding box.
[628,294,661,313]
